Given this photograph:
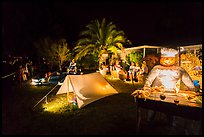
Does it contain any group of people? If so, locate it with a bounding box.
[67,58,148,82]
[127,61,148,82]
[14,59,34,83]
[107,59,149,83]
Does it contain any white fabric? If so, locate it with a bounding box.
[56,72,118,108]
[144,65,196,92]
[161,48,178,57]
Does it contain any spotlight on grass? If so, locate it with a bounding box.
[41,95,78,113]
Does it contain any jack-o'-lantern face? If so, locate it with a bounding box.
[160,57,176,67]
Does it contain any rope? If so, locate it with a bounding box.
[28,61,70,110]
[1,72,16,79]
[32,77,65,110]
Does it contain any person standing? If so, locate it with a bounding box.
[68,59,77,74]
[28,60,34,77]
[138,61,148,83]
[109,60,115,73]
[135,62,141,81]
[114,60,122,74]
[22,65,27,81]
[128,62,136,81]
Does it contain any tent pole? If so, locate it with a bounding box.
[67,92,69,105]
[32,83,59,110]
[178,46,181,66]
[67,76,69,104]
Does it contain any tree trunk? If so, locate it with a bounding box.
[58,60,62,72]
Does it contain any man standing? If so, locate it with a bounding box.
[68,59,77,74]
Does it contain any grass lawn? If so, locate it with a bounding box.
[2,74,192,135]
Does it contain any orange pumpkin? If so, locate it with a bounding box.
[160,57,176,67]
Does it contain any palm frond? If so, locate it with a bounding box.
[79,30,92,37]
[76,38,92,45]
[108,46,118,55]
[75,18,127,63]
[75,44,96,60]
[113,35,126,43]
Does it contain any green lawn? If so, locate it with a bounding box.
[2,75,189,135]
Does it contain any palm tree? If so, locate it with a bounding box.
[73,18,127,67]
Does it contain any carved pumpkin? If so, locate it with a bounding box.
[160,57,176,67]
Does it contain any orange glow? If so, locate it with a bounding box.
[160,57,176,67]
[68,92,75,103]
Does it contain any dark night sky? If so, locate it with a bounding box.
[2,1,202,57]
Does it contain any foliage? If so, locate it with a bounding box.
[33,37,53,59]
[77,54,99,70]
[42,94,79,114]
[33,37,71,71]
[126,51,143,65]
[180,50,202,77]
[73,18,127,66]
[52,38,72,71]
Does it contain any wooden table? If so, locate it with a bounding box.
[134,90,202,133]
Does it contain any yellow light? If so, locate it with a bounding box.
[41,96,70,113]
[100,82,108,91]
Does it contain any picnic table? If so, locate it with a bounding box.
[133,90,202,133]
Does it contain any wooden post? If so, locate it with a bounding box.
[143,48,146,58]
